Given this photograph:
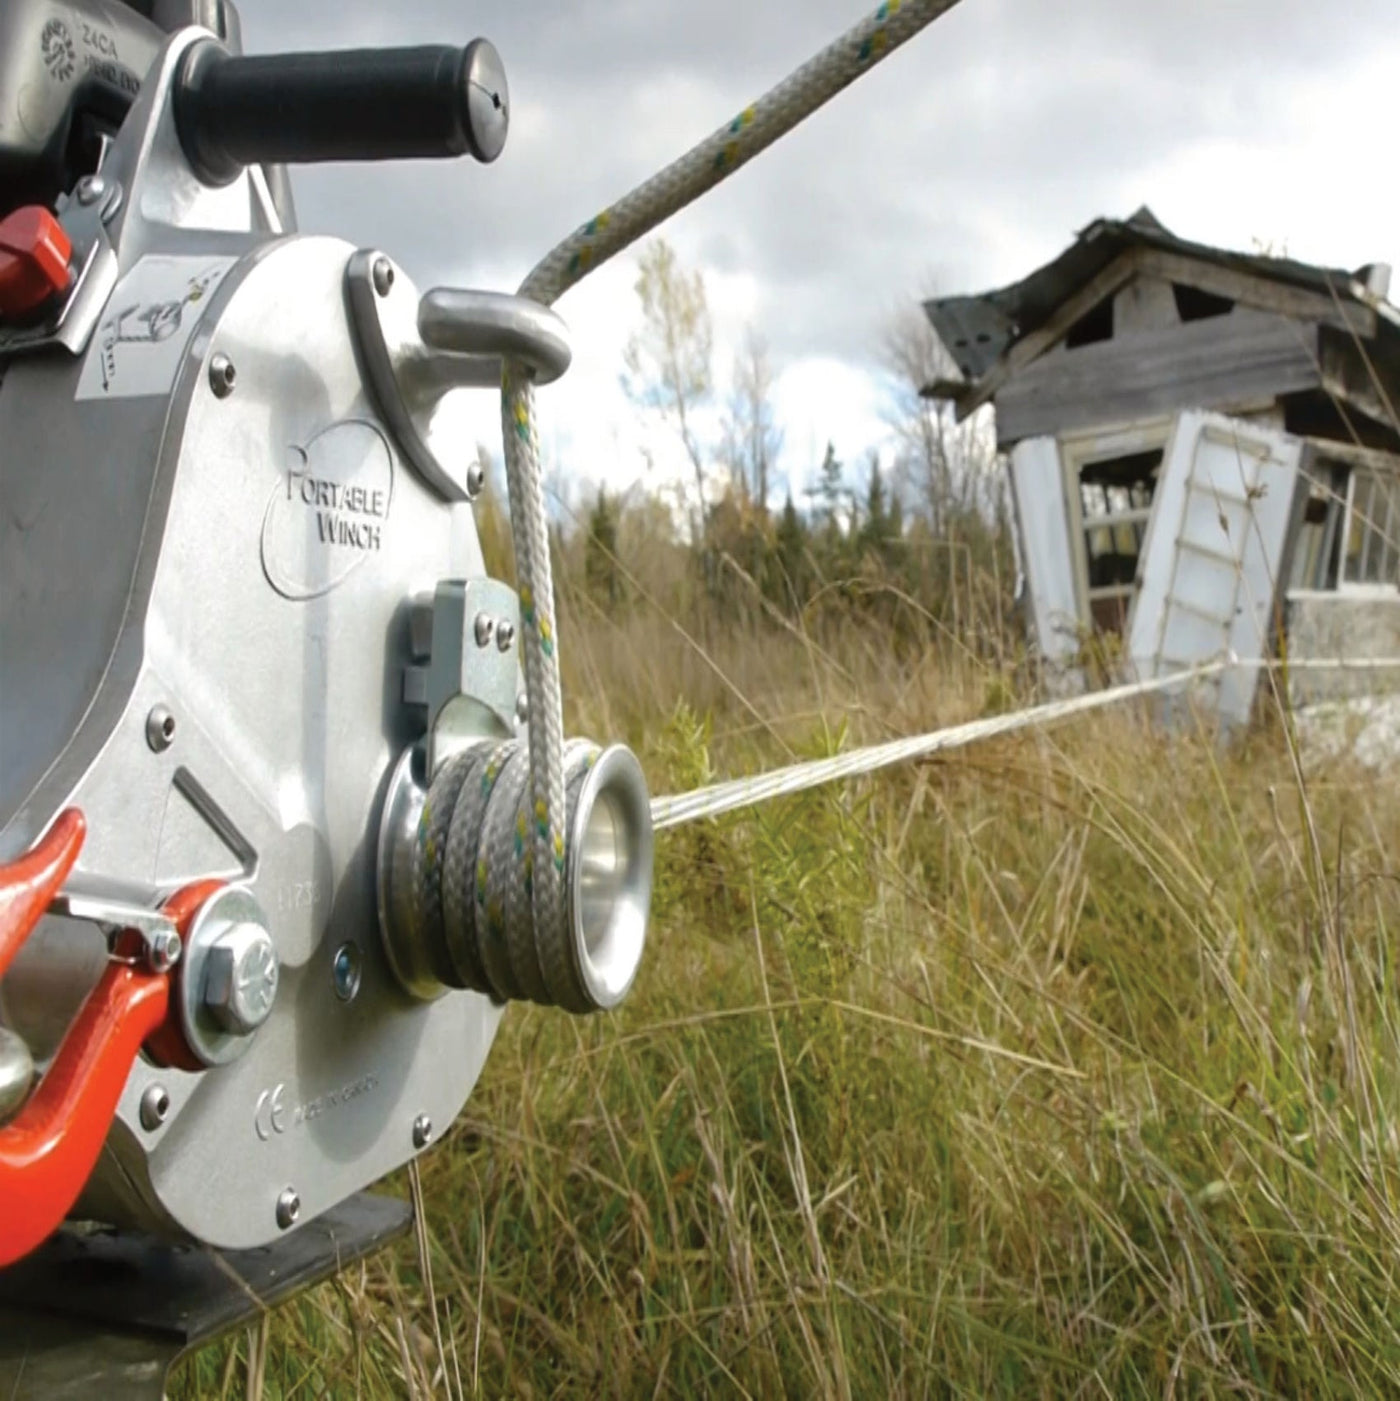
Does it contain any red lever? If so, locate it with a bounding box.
[0,813,211,1267]
[0,207,72,319]
[0,810,85,979]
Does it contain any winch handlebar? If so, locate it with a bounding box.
[173,37,510,185]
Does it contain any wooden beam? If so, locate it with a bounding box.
[1301,437,1400,475]
[955,250,1142,419]
[993,308,1321,447]
[1134,249,1376,339]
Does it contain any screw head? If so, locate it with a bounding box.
[465,461,486,499]
[276,1188,300,1230]
[474,612,496,648]
[203,923,279,1036]
[413,1115,433,1149]
[76,174,106,205]
[139,1084,171,1131]
[372,257,395,296]
[333,942,362,1002]
[515,693,529,724]
[209,353,236,398]
[146,705,176,753]
[495,620,516,653]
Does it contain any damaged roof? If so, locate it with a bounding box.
[925,206,1391,385]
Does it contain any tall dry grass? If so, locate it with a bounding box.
[171,570,1400,1399]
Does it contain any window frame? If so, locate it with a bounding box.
[1060,419,1174,632]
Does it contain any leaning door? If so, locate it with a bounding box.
[1128,410,1304,726]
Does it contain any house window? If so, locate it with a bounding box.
[1289,462,1347,591]
[1076,448,1163,633]
[1342,467,1400,588]
[1290,458,1400,592]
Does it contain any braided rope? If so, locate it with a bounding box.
[649,656,1400,829]
[499,0,964,990]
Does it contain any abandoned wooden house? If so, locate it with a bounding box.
[923,207,1400,722]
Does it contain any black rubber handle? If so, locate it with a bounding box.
[174,38,509,185]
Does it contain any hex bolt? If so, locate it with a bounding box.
[209,352,236,398]
[76,174,106,206]
[203,922,279,1036]
[495,620,516,653]
[413,1115,433,1150]
[139,1084,171,1132]
[276,1188,301,1230]
[372,256,395,296]
[147,929,182,975]
[465,461,486,499]
[474,612,496,648]
[333,942,362,1003]
[146,705,176,753]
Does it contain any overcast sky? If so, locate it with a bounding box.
[238,0,1400,508]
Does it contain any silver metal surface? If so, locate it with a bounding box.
[139,1085,171,1133]
[202,920,279,1037]
[0,24,506,1253]
[346,251,571,504]
[408,579,522,776]
[0,1029,32,1124]
[418,289,571,383]
[495,620,516,652]
[465,461,486,499]
[412,1114,433,1149]
[462,39,510,163]
[567,746,653,1011]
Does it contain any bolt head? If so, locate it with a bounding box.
[465,461,486,499]
[148,929,182,975]
[413,1114,433,1149]
[209,353,236,398]
[76,174,106,206]
[146,705,176,753]
[139,1084,171,1131]
[515,693,529,724]
[372,257,395,296]
[203,922,279,1036]
[276,1188,301,1230]
[474,612,497,648]
[495,620,516,652]
[333,942,362,1002]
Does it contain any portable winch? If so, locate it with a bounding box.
[0,0,654,1262]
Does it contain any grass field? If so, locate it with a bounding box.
[171,594,1400,1398]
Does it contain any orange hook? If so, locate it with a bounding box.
[0,811,214,1266]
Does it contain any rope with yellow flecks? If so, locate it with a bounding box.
[498,0,964,1010]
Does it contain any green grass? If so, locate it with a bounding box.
[171,621,1400,1398]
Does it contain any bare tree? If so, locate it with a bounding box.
[882,301,998,534]
[721,327,783,512]
[622,239,713,536]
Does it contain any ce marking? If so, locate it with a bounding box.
[254,1084,287,1140]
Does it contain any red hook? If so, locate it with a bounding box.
[0,811,212,1266]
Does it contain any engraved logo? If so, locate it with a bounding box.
[41,19,76,82]
[254,1076,380,1141]
[254,1083,287,1141]
[261,421,394,600]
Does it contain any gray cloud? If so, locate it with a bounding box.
[236,0,1399,377]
